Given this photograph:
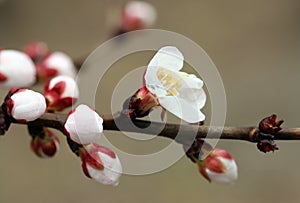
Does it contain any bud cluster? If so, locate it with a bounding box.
[253,114,284,153]
[0,44,79,156]
[0,42,77,90]
[0,42,122,186]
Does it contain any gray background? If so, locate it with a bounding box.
[1,0,300,203]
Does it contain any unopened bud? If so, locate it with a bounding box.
[36,52,76,80]
[30,128,59,158]
[24,41,50,63]
[198,148,238,184]
[44,75,79,111]
[79,143,122,186]
[64,104,103,145]
[3,88,46,122]
[0,50,36,88]
[121,1,156,32]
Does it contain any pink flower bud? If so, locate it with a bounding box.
[23,41,50,63]
[30,128,60,158]
[64,104,103,145]
[79,143,122,186]
[44,75,79,111]
[4,88,46,122]
[36,52,76,80]
[198,148,238,184]
[121,1,157,32]
[0,50,36,88]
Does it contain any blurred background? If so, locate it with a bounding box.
[1,0,300,202]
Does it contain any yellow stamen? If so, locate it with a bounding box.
[157,67,182,96]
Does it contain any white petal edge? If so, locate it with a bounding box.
[148,46,184,72]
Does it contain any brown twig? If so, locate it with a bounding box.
[22,112,300,144]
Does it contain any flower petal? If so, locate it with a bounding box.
[64,104,103,145]
[148,46,184,71]
[178,88,206,109]
[178,73,204,90]
[158,95,205,123]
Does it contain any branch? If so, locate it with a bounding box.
[24,112,300,145]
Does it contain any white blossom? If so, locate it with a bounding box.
[144,46,206,123]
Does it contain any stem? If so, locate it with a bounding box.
[22,112,300,143]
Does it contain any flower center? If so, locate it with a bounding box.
[157,67,182,96]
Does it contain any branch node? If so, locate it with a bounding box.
[249,128,259,142]
[255,114,283,153]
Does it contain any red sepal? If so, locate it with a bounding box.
[81,162,92,178]
[36,62,58,80]
[199,165,211,182]
[0,73,7,82]
[97,145,116,159]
